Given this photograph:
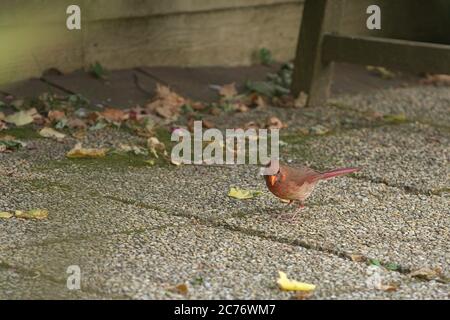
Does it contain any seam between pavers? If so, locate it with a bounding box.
[327,101,450,131]
[39,77,77,95]
[2,222,178,251]
[102,195,415,273]
[350,175,449,197]
[13,177,446,266]
[0,261,128,299]
[135,68,171,86]
[102,195,450,285]
[0,223,184,299]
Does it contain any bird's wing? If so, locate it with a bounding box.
[282,165,321,185]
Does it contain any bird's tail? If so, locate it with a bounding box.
[320,167,361,180]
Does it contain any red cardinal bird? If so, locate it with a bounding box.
[264,160,361,211]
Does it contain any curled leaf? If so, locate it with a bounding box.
[39,127,66,140]
[0,211,13,219]
[228,187,262,200]
[15,209,48,220]
[67,143,108,158]
[218,83,238,99]
[5,109,38,126]
[277,271,316,292]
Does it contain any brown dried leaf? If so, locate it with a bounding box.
[409,267,442,280]
[294,291,314,300]
[219,83,238,99]
[48,110,66,122]
[235,103,249,113]
[100,108,128,123]
[67,118,87,130]
[350,254,366,263]
[378,283,398,292]
[169,283,189,296]
[146,84,186,120]
[209,106,221,116]
[192,102,206,111]
[420,74,450,86]
[266,116,286,129]
[202,119,215,129]
[243,121,260,130]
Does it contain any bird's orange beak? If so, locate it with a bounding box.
[268,175,277,186]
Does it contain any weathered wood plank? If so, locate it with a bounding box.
[0,0,303,25]
[84,3,302,68]
[85,0,304,21]
[0,79,67,99]
[322,35,450,74]
[290,0,344,106]
[140,65,279,102]
[43,69,158,108]
[0,24,83,85]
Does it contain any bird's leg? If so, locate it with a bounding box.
[278,200,303,222]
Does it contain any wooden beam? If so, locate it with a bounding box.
[322,34,450,74]
[290,0,344,106]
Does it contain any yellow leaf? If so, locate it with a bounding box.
[277,271,316,291]
[228,187,262,200]
[15,209,48,220]
[0,211,13,219]
[67,143,108,158]
[39,127,66,140]
[5,109,37,126]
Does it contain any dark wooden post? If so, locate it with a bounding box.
[291,0,344,106]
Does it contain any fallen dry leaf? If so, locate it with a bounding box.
[376,283,398,292]
[39,127,66,140]
[146,84,186,120]
[277,271,316,291]
[266,116,286,129]
[100,108,128,123]
[117,144,148,156]
[218,83,238,99]
[67,118,87,130]
[67,143,109,158]
[48,110,66,122]
[243,121,260,130]
[234,102,249,113]
[350,254,366,263]
[192,102,206,111]
[420,74,450,86]
[366,66,396,79]
[248,94,266,108]
[5,109,38,126]
[147,137,166,152]
[228,187,262,200]
[0,211,13,219]
[169,283,189,296]
[15,209,48,220]
[294,291,314,300]
[72,130,86,140]
[409,268,442,280]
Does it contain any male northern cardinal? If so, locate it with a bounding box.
[264,160,361,212]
